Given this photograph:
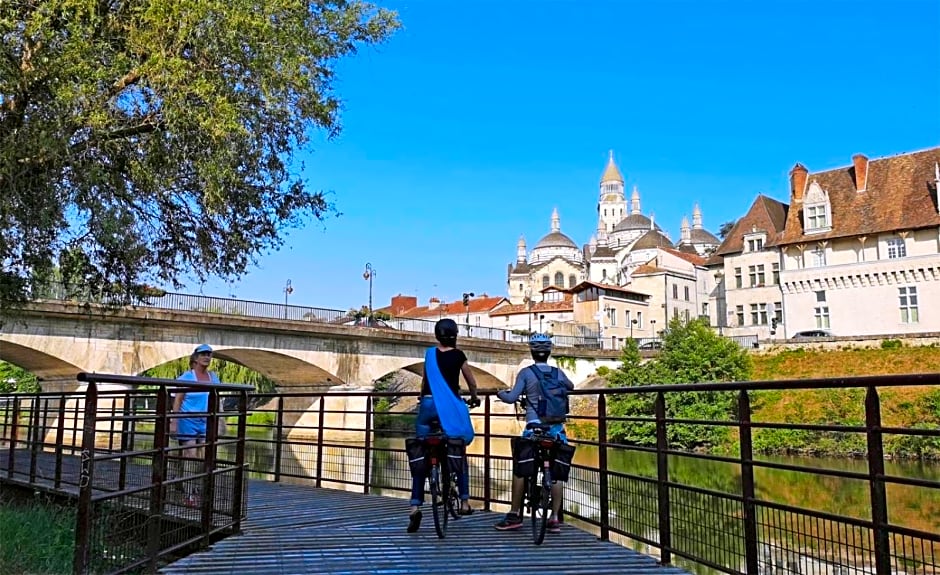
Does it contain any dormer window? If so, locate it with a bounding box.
[803,181,832,234]
[743,230,766,252]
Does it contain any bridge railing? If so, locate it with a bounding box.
[0,374,252,575]
[237,373,939,575]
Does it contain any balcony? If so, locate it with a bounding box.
[779,253,940,290]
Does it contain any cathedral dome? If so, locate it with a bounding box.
[534,231,578,250]
[529,208,584,265]
[613,213,663,233]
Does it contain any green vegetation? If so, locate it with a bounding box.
[553,355,577,371]
[0,361,40,393]
[142,357,277,395]
[606,317,751,450]
[0,497,75,574]
[1,1,399,310]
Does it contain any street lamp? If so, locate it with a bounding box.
[539,314,546,332]
[363,263,375,325]
[283,279,293,318]
[631,318,638,339]
[650,319,657,339]
[462,292,475,335]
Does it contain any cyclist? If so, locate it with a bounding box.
[407,318,481,533]
[494,332,574,533]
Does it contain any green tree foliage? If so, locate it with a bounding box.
[718,221,736,239]
[0,1,399,309]
[142,357,277,395]
[606,317,752,449]
[0,361,40,393]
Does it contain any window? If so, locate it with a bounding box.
[899,286,919,323]
[542,275,549,289]
[608,307,617,326]
[519,283,524,292]
[601,269,607,281]
[554,272,564,286]
[736,305,744,326]
[773,302,783,323]
[812,247,826,267]
[887,238,906,259]
[702,302,709,316]
[757,265,766,285]
[734,267,743,288]
[747,238,764,252]
[805,205,829,230]
[772,263,780,285]
[637,311,643,328]
[683,309,690,322]
[748,265,761,286]
[814,306,830,329]
[673,284,679,298]
[750,303,768,325]
[684,286,690,301]
[568,274,577,288]
[815,290,826,303]
[625,309,631,327]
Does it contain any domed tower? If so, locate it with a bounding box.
[597,150,627,234]
[530,208,584,265]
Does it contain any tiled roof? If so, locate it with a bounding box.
[591,244,617,258]
[778,147,940,245]
[613,213,662,233]
[490,296,574,316]
[632,263,665,275]
[631,229,673,250]
[714,194,789,256]
[689,227,720,244]
[662,247,707,266]
[397,296,507,319]
[567,279,651,299]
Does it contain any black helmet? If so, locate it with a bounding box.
[434,318,459,344]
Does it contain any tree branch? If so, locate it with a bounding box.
[108,69,141,98]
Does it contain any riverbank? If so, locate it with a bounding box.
[570,345,940,459]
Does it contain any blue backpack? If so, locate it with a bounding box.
[529,365,569,423]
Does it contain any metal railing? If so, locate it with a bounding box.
[4,374,939,574]
[0,374,252,575]
[233,373,940,575]
[29,282,604,348]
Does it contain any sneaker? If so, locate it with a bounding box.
[407,510,422,533]
[547,519,561,533]
[494,513,523,530]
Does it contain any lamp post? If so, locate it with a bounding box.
[539,314,545,332]
[714,270,725,335]
[363,263,375,325]
[650,319,657,340]
[283,279,293,319]
[524,287,533,334]
[462,292,475,335]
[631,317,638,339]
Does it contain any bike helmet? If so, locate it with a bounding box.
[528,332,553,354]
[434,318,459,344]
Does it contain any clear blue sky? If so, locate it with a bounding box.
[181,0,940,311]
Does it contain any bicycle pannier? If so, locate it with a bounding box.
[511,436,537,478]
[446,437,466,475]
[405,438,429,476]
[551,443,576,482]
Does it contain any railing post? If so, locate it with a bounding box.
[865,386,891,575]
[119,392,131,491]
[315,395,325,488]
[54,395,66,489]
[597,393,610,541]
[483,395,492,510]
[738,390,759,574]
[146,387,169,572]
[73,381,98,575]
[363,395,373,494]
[7,396,19,478]
[202,389,220,543]
[274,396,285,482]
[29,396,40,483]
[231,390,248,533]
[654,392,672,565]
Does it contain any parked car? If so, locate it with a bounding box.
[638,340,663,350]
[791,329,833,339]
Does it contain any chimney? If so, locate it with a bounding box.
[390,294,417,315]
[852,153,868,191]
[428,297,440,310]
[789,163,808,202]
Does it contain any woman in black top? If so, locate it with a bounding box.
[407,319,480,532]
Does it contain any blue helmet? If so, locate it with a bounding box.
[529,333,553,354]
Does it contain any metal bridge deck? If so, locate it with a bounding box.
[159,480,691,575]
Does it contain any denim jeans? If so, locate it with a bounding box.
[410,396,469,506]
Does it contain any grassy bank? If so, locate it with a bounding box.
[0,497,75,574]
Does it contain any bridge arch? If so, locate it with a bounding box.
[372,362,508,393]
[0,341,84,389]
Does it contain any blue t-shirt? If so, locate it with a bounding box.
[176,369,220,414]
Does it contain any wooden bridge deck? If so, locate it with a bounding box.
[160,480,691,575]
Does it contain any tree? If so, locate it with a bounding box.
[718,221,736,239]
[606,317,752,449]
[0,361,41,393]
[0,1,399,309]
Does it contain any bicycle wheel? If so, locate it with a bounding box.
[430,464,448,538]
[530,468,550,545]
[447,471,461,519]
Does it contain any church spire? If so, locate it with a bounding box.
[681,216,691,242]
[600,150,624,184]
[516,235,527,263]
[692,203,703,229]
[630,185,641,215]
[551,207,560,233]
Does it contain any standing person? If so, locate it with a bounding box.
[169,344,221,507]
[407,318,480,533]
[494,333,574,533]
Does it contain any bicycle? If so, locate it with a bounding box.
[522,422,560,545]
[415,396,479,538]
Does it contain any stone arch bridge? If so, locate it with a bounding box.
[1,302,622,393]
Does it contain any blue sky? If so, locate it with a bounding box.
[180,0,940,311]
